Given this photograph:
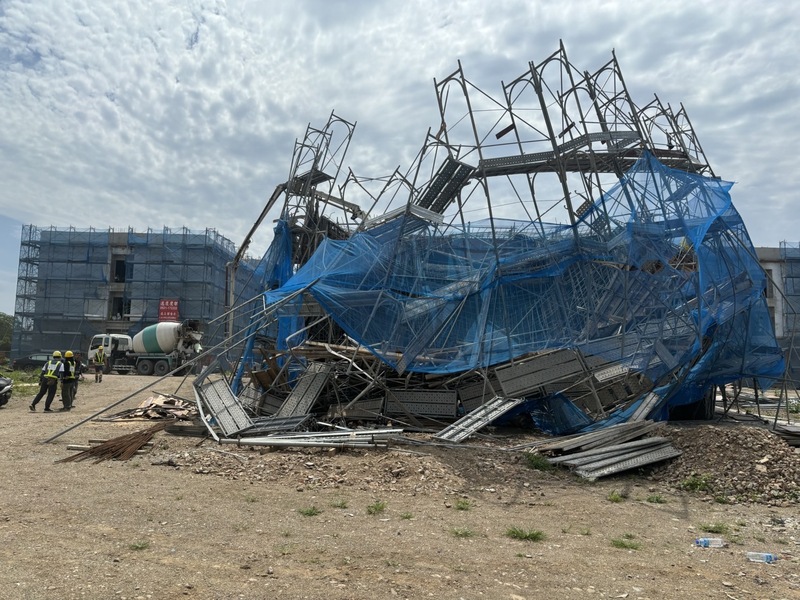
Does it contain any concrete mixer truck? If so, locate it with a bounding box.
[88,320,203,376]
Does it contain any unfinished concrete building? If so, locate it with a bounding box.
[12,226,262,358]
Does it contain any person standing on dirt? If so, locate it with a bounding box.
[60,350,78,411]
[92,345,106,383]
[72,351,85,403]
[29,351,64,412]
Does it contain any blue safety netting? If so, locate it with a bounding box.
[243,151,784,425]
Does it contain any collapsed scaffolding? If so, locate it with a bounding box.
[194,43,787,470]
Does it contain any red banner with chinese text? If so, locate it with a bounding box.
[158,298,179,322]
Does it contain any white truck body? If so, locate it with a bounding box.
[88,321,203,376]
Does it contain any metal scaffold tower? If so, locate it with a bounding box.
[198,42,786,447]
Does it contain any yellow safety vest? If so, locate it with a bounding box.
[44,359,61,379]
[63,359,76,380]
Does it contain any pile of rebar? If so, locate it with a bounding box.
[56,421,170,463]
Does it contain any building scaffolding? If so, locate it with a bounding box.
[12,225,261,358]
[192,42,786,449]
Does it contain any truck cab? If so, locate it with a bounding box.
[88,333,133,373]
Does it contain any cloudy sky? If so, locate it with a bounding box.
[1,0,798,316]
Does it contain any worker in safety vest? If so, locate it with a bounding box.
[60,350,78,411]
[29,351,64,412]
[92,345,106,383]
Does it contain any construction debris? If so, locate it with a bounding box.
[45,44,797,486]
[100,393,196,421]
[189,42,789,456]
[513,421,682,481]
[649,424,800,505]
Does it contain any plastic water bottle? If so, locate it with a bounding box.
[746,552,777,564]
[695,537,725,548]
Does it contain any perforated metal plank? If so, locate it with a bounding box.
[578,420,662,451]
[594,364,629,382]
[327,397,384,420]
[238,385,261,411]
[653,340,679,370]
[536,420,653,453]
[434,395,525,443]
[242,414,312,435]
[258,394,285,416]
[197,378,253,437]
[551,437,670,467]
[458,378,500,412]
[386,390,458,417]
[575,446,682,480]
[628,391,662,422]
[495,349,584,397]
[275,362,332,418]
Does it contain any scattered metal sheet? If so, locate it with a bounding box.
[219,428,403,449]
[574,446,683,481]
[532,420,681,480]
[386,390,458,419]
[433,395,526,443]
[274,362,332,418]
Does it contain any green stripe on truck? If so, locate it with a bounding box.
[140,325,162,353]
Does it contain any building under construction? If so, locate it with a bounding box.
[12,225,262,358]
[189,42,789,456]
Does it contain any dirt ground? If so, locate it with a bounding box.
[1,374,798,600]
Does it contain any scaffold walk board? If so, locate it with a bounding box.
[433,395,525,443]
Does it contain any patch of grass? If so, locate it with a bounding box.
[699,522,729,535]
[366,500,387,515]
[330,499,348,509]
[451,527,474,538]
[244,494,259,503]
[681,474,711,492]
[611,537,641,550]
[713,495,731,504]
[400,512,413,520]
[524,453,554,471]
[455,499,472,511]
[646,494,666,504]
[298,506,322,517]
[753,534,766,543]
[128,540,150,551]
[728,534,744,546]
[607,490,627,503]
[579,528,592,536]
[505,527,546,542]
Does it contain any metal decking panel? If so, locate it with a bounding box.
[575,446,683,480]
[274,362,332,418]
[434,395,525,443]
[495,349,585,397]
[457,378,501,412]
[628,391,662,422]
[386,390,458,418]
[198,378,254,437]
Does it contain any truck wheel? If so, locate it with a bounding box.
[154,360,170,377]
[137,360,154,376]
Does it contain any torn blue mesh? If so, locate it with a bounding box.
[240,151,784,420]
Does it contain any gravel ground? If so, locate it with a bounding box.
[1,374,798,600]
